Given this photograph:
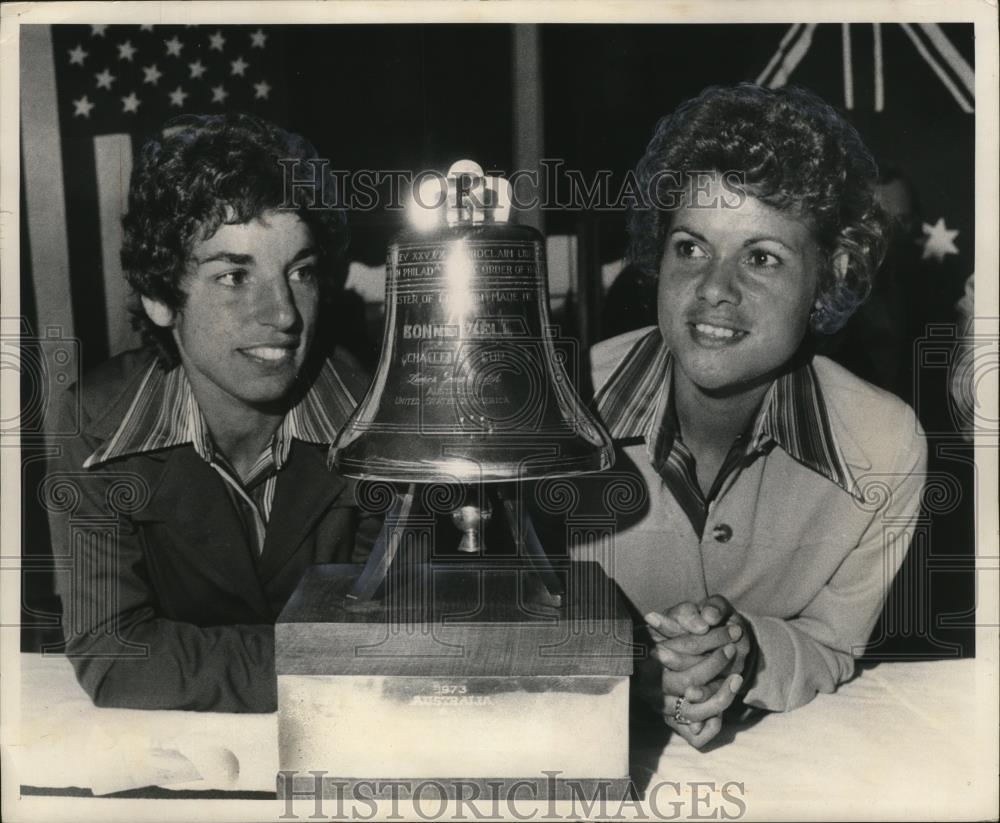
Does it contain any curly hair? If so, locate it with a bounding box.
[121,113,348,367]
[627,83,889,334]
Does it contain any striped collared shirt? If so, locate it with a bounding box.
[594,328,857,537]
[84,358,357,553]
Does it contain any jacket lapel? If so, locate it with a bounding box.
[823,392,874,499]
[135,448,272,617]
[256,442,346,582]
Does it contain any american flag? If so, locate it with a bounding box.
[22,23,289,369]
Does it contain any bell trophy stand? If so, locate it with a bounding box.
[274,480,634,801]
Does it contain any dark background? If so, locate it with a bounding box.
[21,23,977,660]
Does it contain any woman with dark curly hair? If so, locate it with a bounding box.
[47,113,376,712]
[580,84,927,748]
[121,113,351,369]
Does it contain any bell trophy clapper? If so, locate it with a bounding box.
[275,162,634,801]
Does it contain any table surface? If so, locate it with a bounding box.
[8,653,997,819]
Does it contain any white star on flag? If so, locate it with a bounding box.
[72,95,95,118]
[142,64,163,85]
[94,69,116,90]
[169,85,189,107]
[250,29,267,48]
[211,84,229,104]
[209,31,226,51]
[230,56,249,77]
[253,80,272,100]
[920,217,960,262]
[68,45,88,66]
[91,25,107,37]
[164,36,184,57]
[139,24,154,32]
[121,93,141,114]
[117,41,137,62]
[189,60,207,79]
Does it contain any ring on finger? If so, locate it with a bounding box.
[672,695,691,726]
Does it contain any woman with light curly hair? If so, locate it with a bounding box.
[581,84,927,748]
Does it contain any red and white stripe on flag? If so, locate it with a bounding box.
[756,22,974,114]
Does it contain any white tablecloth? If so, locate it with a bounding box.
[6,654,997,819]
[11,654,278,795]
[633,657,995,820]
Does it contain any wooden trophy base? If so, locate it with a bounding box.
[275,561,634,799]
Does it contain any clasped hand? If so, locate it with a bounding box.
[638,595,754,749]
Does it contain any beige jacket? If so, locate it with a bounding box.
[569,327,927,712]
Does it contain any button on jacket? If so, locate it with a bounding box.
[572,327,927,713]
[46,347,378,713]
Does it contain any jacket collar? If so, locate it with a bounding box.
[84,356,357,469]
[131,442,346,612]
[594,327,860,498]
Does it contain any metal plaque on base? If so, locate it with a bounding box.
[274,561,633,798]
